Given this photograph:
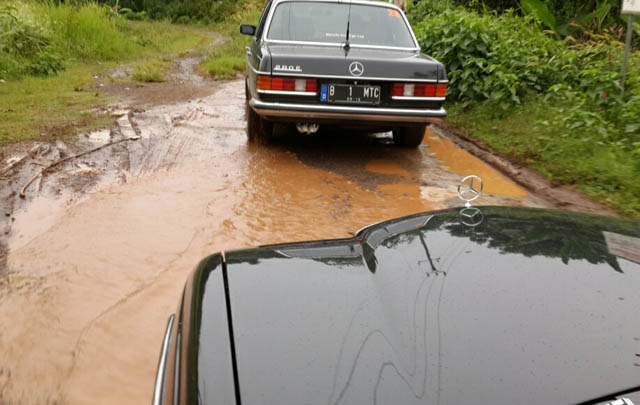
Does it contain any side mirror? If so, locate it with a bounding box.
[240,25,257,36]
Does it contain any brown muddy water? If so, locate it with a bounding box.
[0,79,547,404]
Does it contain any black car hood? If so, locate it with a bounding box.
[264,43,445,80]
[193,207,640,404]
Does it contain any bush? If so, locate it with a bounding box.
[409,1,638,146]
[410,4,565,107]
[411,0,640,216]
[44,3,137,61]
[0,4,64,78]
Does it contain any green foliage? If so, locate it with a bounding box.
[0,4,64,78]
[411,1,640,217]
[448,98,640,218]
[0,1,209,81]
[101,0,245,24]
[0,2,210,145]
[520,0,556,31]
[200,0,264,79]
[410,3,565,107]
[43,2,137,61]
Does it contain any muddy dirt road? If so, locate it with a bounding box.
[0,60,612,403]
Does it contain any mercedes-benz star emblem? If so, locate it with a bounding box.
[457,175,483,208]
[349,61,364,77]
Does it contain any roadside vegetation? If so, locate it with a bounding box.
[199,0,263,79]
[408,0,640,217]
[96,0,264,78]
[0,1,209,145]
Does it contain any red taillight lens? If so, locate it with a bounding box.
[305,79,318,92]
[391,82,445,98]
[283,78,296,91]
[260,76,318,93]
[271,77,283,90]
[391,83,404,97]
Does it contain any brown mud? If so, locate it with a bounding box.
[0,53,617,404]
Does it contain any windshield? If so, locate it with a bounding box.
[266,2,416,48]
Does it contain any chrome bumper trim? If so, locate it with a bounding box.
[391,96,446,101]
[258,90,318,96]
[250,99,446,123]
[152,314,175,405]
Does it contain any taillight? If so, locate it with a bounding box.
[391,83,404,97]
[257,75,271,90]
[258,75,318,93]
[391,82,446,98]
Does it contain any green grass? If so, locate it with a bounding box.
[0,63,112,145]
[0,2,211,145]
[200,0,263,79]
[447,98,640,218]
[131,60,168,82]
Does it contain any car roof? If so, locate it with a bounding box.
[270,0,403,12]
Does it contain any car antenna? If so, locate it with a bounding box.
[343,0,352,51]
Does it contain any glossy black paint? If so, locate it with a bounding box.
[160,254,237,404]
[164,207,640,404]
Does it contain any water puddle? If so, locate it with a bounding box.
[422,129,528,197]
[0,80,544,404]
[365,159,410,177]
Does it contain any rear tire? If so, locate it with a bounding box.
[246,98,273,143]
[392,125,426,148]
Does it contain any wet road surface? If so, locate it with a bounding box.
[0,79,548,403]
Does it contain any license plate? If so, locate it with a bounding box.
[320,84,381,105]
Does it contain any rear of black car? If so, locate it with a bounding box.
[242,0,448,146]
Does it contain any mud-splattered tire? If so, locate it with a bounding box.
[246,99,273,143]
[392,125,426,148]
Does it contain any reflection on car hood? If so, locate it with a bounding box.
[199,207,640,404]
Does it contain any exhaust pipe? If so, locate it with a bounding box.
[296,123,320,134]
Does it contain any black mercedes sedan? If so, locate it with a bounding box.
[153,206,640,405]
[240,0,448,147]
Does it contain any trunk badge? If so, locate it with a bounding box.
[349,61,364,76]
[274,65,302,72]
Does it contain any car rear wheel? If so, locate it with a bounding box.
[246,99,274,143]
[392,125,426,148]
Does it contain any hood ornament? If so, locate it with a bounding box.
[458,175,484,227]
[457,175,483,208]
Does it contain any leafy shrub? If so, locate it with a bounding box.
[119,8,147,21]
[27,49,65,75]
[44,3,137,61]
[111,0,246,24]
[412,0,640,216]
[0,4,64,78]
[410,5,565,107]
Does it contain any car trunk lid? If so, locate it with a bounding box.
[266,44,442,81]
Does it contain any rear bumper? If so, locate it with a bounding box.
[249,99,446,125]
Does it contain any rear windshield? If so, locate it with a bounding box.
[266,2,416,48]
